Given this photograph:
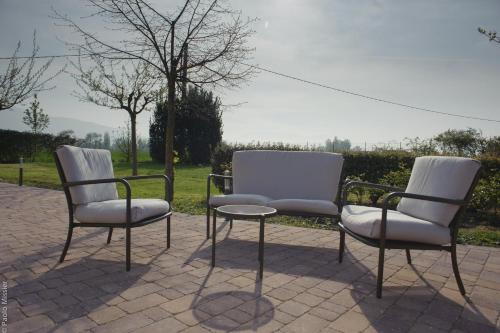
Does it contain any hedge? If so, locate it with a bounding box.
[210,142,500,215]
[0,129,76,163]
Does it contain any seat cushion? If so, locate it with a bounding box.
[267,199,338,216]
[209,194,272,207]
[56,145,118,204]
[341,205,451,245]
[232,150,344,201]
[397,156,480,227]
[75,199,169,224]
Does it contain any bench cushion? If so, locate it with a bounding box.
[267,199,338,216]
[75,199,169,223]
[232,151,343,202]
[341,205,451,245]
[209,194,272,207]
[397,156,480,227]
[56,145,118,204]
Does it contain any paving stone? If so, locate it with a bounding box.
[52,316,97,333]
[282,313,330,333]
[278,300,310,317]
[92,313,153,333]
[7,314,54,333]
[2,183,500,333]
[134,317,187,333]
[118,293,168,313]
[329,310,371,332]
[88,306,127,324]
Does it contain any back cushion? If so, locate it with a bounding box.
[232,150,344,201]
[397,156,480,227]
[56,145,118,204]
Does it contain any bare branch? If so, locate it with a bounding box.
[0,31,64,111]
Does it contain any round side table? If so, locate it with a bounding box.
[212,205,277,279]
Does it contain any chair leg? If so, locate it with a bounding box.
[451,245,466,295]
[126,227,131,271]
[229,218,233,229]
[376,247,385,298]
[405,249,411,264]
[339,229,345,263]
[59,226,73,263]
[167,215,171,249]
[206,206,211,239]
[107,228,113,244]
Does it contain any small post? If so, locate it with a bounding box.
[19,157,24,186]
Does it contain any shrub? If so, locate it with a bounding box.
[470,173,499,215]
[0,129,76,163]
[210,144,499,215]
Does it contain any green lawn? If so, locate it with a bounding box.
[0,161,216,215]
[0,161,498,247]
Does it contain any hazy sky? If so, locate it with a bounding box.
[0,0,499,147]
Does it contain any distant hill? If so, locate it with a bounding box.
[0,108,115,138]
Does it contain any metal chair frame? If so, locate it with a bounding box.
[338,164,482,298]
[54,150,172,271]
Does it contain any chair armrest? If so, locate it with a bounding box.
[376,192,468,246]
[122,174,171,202]
[342,180,405,204]
[382,192,467,207]
[206,174,233,206]
[63,178,132,225]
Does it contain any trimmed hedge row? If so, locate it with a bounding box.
[0,129,76,163]
[210,142,500,191]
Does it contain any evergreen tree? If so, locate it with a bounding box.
[150,87,223,164]
[22,94,49,134]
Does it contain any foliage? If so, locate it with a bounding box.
[0,129,75,162]
[71,56,159,175]
[56,0,257,190]
[150,86,223,165]
[103,132,111,150]
[22,94,49,134]
[380,165,412,188]
[404,137,438,155]
[211,144,499,214]
[433,128,485,157]
[478,27,500,43]
[470,174,499,216]
[324,137,351,152]
[78,132,103,149]
[0,32,61,111]
[482,136,500,157]
[113,123,131,163]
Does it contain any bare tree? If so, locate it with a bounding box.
[0,32,61,111]
[71,54,158,175]
[56,0,256,193]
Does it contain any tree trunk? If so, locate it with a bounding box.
[130,113,138,176]
[165,78,176,199]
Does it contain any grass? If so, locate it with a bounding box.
[0,159,498,247]
[0,160,216,215]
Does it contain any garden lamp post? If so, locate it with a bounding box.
[19,157,24,186]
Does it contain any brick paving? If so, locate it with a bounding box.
[1,182,499,332]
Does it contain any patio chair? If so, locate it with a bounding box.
[54,145,172,271]
[339,156,481,298]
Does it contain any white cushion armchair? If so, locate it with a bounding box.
[54,145,172,271]
[339,156,481,298]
